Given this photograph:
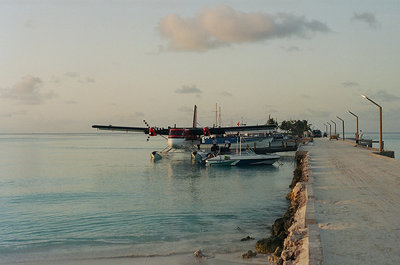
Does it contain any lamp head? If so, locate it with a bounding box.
[361,94,367,99]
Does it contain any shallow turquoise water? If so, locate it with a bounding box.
[0,133,295,264]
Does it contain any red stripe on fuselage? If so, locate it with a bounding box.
[168,128,199,140]
[168,129,186,138]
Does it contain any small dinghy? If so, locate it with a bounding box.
[205,152,280,166]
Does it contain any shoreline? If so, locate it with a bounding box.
[254,150,310,264]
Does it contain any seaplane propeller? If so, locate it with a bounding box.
[203,127,210,136]
[143,120,157,141]
[142,120,158,141]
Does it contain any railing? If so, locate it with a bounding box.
[345,138,383,149]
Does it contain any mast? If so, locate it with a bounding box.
[192,105,197,128]
[219,106,221,127]
[215,103,218,127]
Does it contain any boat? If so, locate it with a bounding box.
[201,128,274,151]
[267,134,296,148]
[191,150,209,164]
[191,147,232,164]
[205,152,280,166]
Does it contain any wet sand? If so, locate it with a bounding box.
[19,252,271,265]
[302,139,400,265]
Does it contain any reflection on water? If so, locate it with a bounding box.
[0,133,295,263]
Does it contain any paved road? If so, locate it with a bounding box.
[302,139,400,265]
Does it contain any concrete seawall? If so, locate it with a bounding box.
[301,138,400,265]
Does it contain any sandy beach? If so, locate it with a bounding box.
[302,138,400,265]
[14,252,272,265]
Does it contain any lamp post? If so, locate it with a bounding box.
[337,116,345,141]
[348,110,359,142]
[330,120,337,136]
[361,94,383,152]
[327,122,332,137]
[323,123,328,137]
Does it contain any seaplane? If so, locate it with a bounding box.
[92,105,277,160]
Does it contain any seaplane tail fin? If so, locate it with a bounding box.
[192,105,197,128]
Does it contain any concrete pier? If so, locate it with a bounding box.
[301,139,400,265]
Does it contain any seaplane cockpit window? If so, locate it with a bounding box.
[170,130,185,136]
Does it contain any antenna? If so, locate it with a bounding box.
[219,106,221,127]
[215,103,218,127]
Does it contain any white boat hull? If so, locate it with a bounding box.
[202,136,272,150]
[206,153,280,166]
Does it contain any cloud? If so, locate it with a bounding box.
[371,90,400,103]
[175,85,202,94]
[134,111,144,117]
[0,75,56,104]
[304,108,331,119]
[177,106,194,113]
[220,91,233,97]
[65,72,80,78]
[24,19,35,28]
[79,77,96,84]
[64,72,95,83]
[0,110,27,118]
[272,12,330,38]
[351,12,378,29]
[384,107,400,128]
[64,100,77,104]
[159,5,330,51]
[342,81,360,87]
[282,46,300,52]
[51,75,61,84]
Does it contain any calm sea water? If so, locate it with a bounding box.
[0,133,296,264]
[343,132,400,161]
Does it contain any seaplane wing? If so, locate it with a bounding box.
[92,125,170,135]
[92,124,277,136]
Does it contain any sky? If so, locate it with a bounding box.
[0,0,399,133]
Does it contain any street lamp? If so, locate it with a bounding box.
[330,120,337,136]
[337,116,345,141]
[361,94,383,152]
[327,122,332,137]
[323,123,328,137]
[348,110,359,142]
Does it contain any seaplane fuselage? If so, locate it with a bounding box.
[167,128,200,149]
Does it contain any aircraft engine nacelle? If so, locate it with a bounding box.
[203,127,210,136]
[149,127,157,136]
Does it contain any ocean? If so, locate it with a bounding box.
[343,132,400,160]
[0,133,297,265]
